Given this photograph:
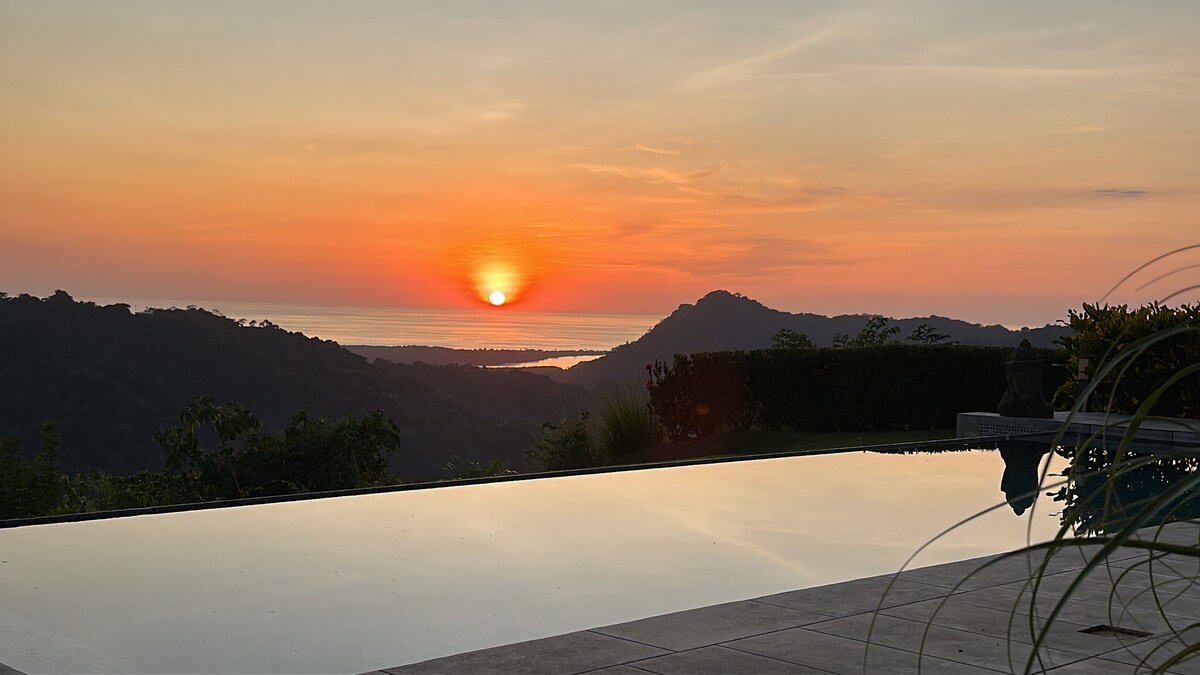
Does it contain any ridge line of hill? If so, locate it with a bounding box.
[556,290,1069,386]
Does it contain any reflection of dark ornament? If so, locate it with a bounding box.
[998,339,1055,418]
[999,440,1050,515]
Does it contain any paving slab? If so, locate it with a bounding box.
[630,645,827,674]
[754,575,953,616]
[900,545,1145,592]
[1040,656,1171,673]
[380,631,668,675]
[1025,571,1200,619]
[803,611,1110,671]
[951,583,1181,635]
[1105,552,1200,581]
[1097,624,1200,675]
[1132,521,1200,548]
[592,600,830,651]
[723,627,1004,674]
[878,596,1138,656]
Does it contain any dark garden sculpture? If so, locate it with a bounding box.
[998,339,1055,418]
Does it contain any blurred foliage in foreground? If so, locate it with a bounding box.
[1,397,401,519]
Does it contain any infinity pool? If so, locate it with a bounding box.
[0,448,1067,674]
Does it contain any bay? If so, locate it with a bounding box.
[86,298,660,351]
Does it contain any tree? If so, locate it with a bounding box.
[528,413,595,471]
[0,424,63,519]
[833,316,900,347]
[906,323,955,344]
[771,328,816,350]
[156,397,400,499]
[156,397,260,498]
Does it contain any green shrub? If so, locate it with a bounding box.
[527,413,596,471]
[649,345,1069,439]
[155,398,401,500]
[0,424,63,519]
[770,329,815,350]
[648,353,751,440]
[1055,302,1200,416]
[594,388,662,463]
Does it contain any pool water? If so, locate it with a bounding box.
[0,448,1068,674]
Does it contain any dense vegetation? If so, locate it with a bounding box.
[562,290,1069,386]
[648,344,1070,439]
[1054,302,1200,417]
[0,291,590,480]
[1,399,402,519]
[527,388,663,471]
[1052,445,1200,535]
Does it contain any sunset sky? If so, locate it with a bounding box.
[2,1,1198,326]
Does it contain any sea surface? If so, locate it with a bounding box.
[87,297,661,351]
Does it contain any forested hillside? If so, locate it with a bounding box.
[563,290,1070,386]
[0,292,590,480]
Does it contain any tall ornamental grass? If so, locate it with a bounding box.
[883,245,1200,673]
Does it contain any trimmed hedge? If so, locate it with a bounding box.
[1055,303,1200,418]
[648,345,1070,440]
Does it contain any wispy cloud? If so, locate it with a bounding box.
[1094,189,1147,199]
[696,26,842,78]
[847,64,1117,79]
[570,162,718,189]
[625,236,860,282]
[621,143,684,156]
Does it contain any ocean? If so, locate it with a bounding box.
[88,297,661,352]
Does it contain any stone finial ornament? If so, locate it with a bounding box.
[997,339,1055,418]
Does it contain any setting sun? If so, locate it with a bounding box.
[473,260,523,307]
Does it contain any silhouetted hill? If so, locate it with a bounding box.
[0,292,590,479]
[562,290,1070,387]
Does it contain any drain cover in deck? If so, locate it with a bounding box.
[1080,624,1154,638]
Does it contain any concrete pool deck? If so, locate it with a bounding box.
[370,521,1200,674]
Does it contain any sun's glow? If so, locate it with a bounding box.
[474,260,521,307]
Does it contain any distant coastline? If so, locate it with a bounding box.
[80,297,659,352]
[345,345,605,368]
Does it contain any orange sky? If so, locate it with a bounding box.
[2,1,1198,325]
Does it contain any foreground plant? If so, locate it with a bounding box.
[881,246,1200,674]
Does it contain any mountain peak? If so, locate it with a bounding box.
[564,290,1071,386]
[694,289,767,310]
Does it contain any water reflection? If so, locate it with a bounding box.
[997,439,1052,516]
[1052,444,1200,535]
[988,435,1200,531]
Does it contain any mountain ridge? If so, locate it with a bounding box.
[0,291,591,479]
[560,290,1069,386]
